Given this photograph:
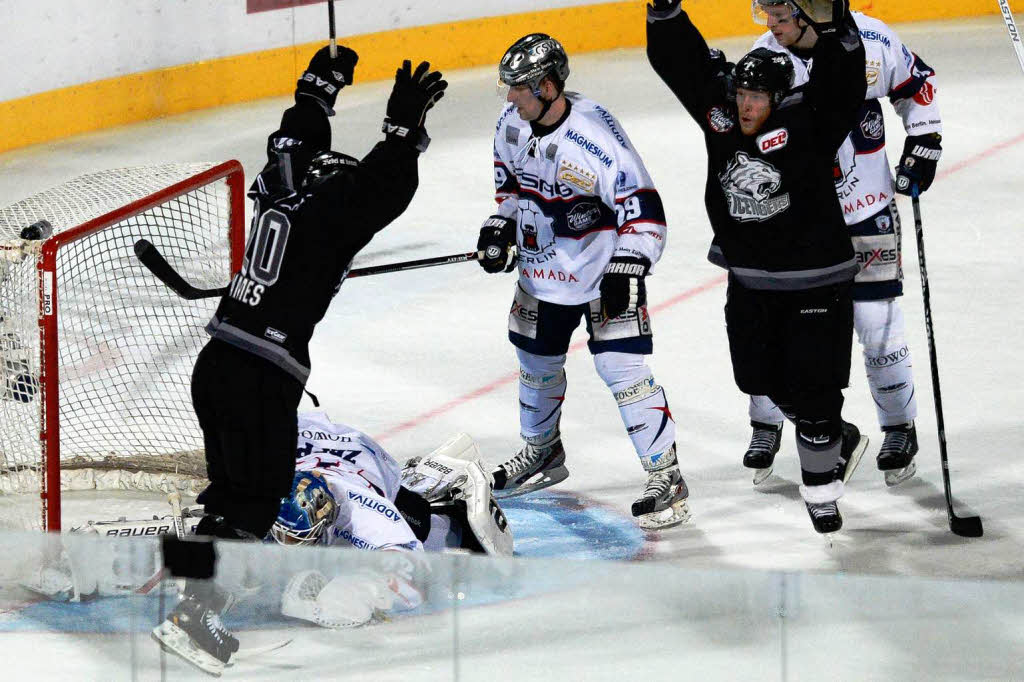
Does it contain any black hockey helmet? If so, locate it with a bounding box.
[498,33,570,93]
[732,48,795,107]
[303,151,359,190]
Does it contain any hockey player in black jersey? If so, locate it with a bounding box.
[646,0,867,533]
[155,46,448,674]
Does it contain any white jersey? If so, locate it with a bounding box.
[493,93,667,305]
[294,411,421,553]
[754,12,943,225]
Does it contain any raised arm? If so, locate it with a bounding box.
[802,12,867,153]
[646,0,719,124]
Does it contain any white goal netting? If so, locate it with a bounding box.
[0,162,244,530]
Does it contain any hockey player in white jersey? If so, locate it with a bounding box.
[740,0,942,487]
[476,33,688,530]
[151,411,512,674]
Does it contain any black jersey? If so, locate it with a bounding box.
[207,99,420,383]
[647,7,866,291]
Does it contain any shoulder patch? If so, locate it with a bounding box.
[505,126,521,145]
[707,106,735,133]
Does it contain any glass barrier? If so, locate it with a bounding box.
[1,530,1021,680]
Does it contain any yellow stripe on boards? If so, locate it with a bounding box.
[0,0,1000,154]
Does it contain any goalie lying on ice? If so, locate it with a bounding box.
[273,410,514,629]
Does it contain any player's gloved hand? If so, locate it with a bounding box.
[792,0,850,36]
[295,45,359,116]
[476,215,517,274]
[19,219,53,241]
[600,256,650,320]
[383,61,448,152]
[895,133,942,195]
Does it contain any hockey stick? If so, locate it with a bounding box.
[167,491,187,539]
[327,0,337,58]
[910,191,983,537]
[998,0,1024,74]
[134,238,485,300]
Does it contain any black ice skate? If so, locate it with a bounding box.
[805,500,843,534]
[492,434,568,499]
[631,455,690,530]
[152,593,239,677]
[877,422,918,487]
[834,422,869,484]
[743,421,783,485]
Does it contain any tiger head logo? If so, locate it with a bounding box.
[719,152,782,202]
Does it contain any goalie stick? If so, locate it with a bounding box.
[998,0,1024,74]
[134,238,486,300]
[911,191,983,538]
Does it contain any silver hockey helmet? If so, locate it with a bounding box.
[498,33,570,94]
[752,0,801,26]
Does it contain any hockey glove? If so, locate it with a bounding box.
[383,61,448,152]
[895,133,942,195]
[476,216,517,274]
[295,45,358,116]
[19,219,53,241]
[791,0,850,36]
[600,256,650,320]
[648,0,682,15]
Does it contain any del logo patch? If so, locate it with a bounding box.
[557,159,597,193]
[756,128,788,153]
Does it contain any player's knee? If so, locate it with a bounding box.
[593,351,648,389]
[516,348,565,376]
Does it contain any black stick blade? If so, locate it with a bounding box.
[950,514,984,538]
[133,238,226,300]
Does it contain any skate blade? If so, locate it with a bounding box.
[152,621,226,677]
[842,436,869,484]
[637,499,691,530]
[884,460,917,487]
[752,466,773,486]
[492,465,568,500]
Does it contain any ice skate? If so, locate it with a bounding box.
[743,421,783,485]
[152,593,239,677]
[491,433,568,499]
[631,454,690,530]
[877,422,918,487]
[834,422,869,484]
[805,500,843,534]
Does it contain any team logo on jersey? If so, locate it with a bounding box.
[719,152,790,222]
[557,159,597,193]
[566,202,603,232]
[875,214,892,233]
[860,110,884,140]
[707,106,735,133]
[756,128,788,153]
[517,201,555,254]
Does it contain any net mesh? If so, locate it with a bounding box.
[0,163,240,529]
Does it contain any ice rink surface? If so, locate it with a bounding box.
[2,18,1023,677]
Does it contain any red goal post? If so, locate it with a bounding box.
[0,161,245,531]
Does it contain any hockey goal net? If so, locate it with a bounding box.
[0,161,245,531]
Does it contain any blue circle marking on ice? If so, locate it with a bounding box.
[501,490,645,561]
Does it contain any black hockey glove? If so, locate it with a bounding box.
[895,133,942,195]
[792,0,850,36]
[600,256,650,321]
[648,0,681,14]
[383,61,448,152]
[295,45,359,116]
[476,216,517,274]
[19,219,53,241]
